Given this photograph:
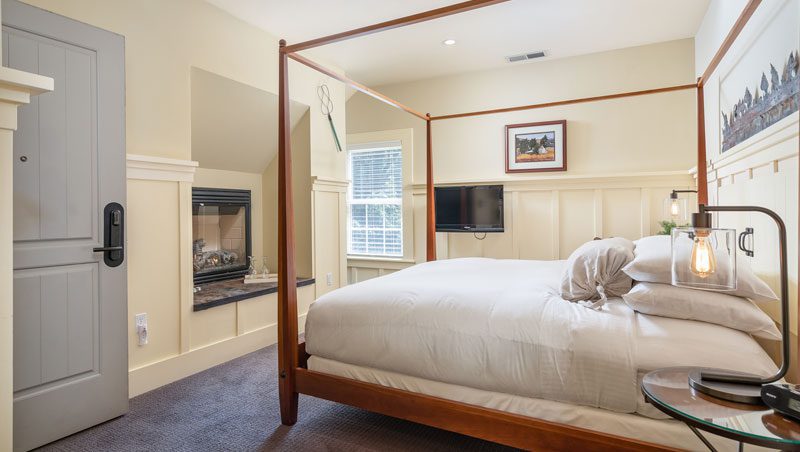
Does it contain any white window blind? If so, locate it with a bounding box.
[348,143,403,257]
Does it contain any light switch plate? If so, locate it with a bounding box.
[326,272,333,286]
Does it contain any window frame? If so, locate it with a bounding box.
[346,129,414,261]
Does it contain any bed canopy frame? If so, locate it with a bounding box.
[276,1,773,450]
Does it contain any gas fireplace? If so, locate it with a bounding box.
[192,188,252,284]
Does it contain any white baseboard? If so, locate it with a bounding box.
[129,313,307,397]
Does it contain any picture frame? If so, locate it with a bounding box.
[505,120,567,173]
[717,0,798,157]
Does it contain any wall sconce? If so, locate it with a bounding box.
[662,189,697,222]
[671,204,789,405]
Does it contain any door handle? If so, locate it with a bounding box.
[93,246,124,252]
[98,202,125,267]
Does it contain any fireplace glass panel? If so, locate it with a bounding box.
[192,188,252,283]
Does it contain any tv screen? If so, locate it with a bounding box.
[435,185,504,232]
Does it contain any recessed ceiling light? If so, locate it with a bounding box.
[442,39,456,46]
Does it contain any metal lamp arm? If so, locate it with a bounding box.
[698,204,790,385]
[671,189,698,199]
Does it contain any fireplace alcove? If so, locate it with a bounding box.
[189,68,315,312]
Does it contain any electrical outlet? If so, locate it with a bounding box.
[326,272,334,286]
[135,313,148,346]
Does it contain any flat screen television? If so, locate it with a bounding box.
[435,185,504,232]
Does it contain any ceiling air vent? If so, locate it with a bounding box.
[506,51,546,63]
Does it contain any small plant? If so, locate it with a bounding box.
[657,220,689,236]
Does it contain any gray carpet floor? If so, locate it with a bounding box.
[38,344,520,451]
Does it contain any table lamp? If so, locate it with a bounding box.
[671,203,790,405]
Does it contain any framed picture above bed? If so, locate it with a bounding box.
[505,120,567,173]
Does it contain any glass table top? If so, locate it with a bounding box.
[642,367,800,450]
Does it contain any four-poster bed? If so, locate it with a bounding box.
[275,0,783,449]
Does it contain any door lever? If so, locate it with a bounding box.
[93,246,124,252]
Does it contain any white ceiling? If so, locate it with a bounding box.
[191,68,309,173]
[206,0,710,86]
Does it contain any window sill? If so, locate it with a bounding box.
[347,255,415,263]
[347,256,416,270]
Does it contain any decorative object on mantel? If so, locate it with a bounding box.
[505,120,566,173]
[261,256,270,278]
[247,256,258,276]
[244,273,278,284]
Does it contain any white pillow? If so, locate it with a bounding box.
[561,237,634,309]
[622,282,781,340]
[622,235,778,302]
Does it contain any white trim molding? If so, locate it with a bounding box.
[412,170,695,194]
[126,154,199,182]
[311,176,348,193]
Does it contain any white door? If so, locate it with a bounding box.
[3,1,127,450]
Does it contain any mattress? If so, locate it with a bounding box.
[305,257,777,416]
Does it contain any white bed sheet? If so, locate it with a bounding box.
[305,257,777,417]
[308,355,772,452]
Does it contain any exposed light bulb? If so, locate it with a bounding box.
[689,234,716,278]
[442,39,456,46]
[670,200,680,217]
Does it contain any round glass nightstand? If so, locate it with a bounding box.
[642,367,800,451]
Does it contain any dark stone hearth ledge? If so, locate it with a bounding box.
[193,277,314,312]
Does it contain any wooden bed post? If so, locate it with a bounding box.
[426,114,436,261]
[277,39,299,426]
[696,82,708,205]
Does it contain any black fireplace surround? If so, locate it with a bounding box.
[192,187,252,284]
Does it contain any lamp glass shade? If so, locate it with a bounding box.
[671,227,737,290]
[662,197,688,222]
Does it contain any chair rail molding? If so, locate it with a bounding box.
[126,154,199,182]
[311,176,348,193]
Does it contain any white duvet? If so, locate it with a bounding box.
[305,258,777,414]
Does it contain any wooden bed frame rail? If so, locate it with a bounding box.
[276,0,769,449]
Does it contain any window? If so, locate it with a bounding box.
[347,142,403,257]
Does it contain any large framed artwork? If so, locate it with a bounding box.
[719,0,799,155]
[505,120,567,173]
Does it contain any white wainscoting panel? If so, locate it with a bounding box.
[705,112,798,381]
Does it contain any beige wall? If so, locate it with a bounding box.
[695,0,799,381]
[19,0,347,170]
[263,112,313,278]
[347,39,697,267]
[348,39,696,185]
[13,0,348,395]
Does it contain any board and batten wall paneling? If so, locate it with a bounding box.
[349,171,696,284]
[126,155,319,396]
[702,113,799,382]
[311,177,348,299]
